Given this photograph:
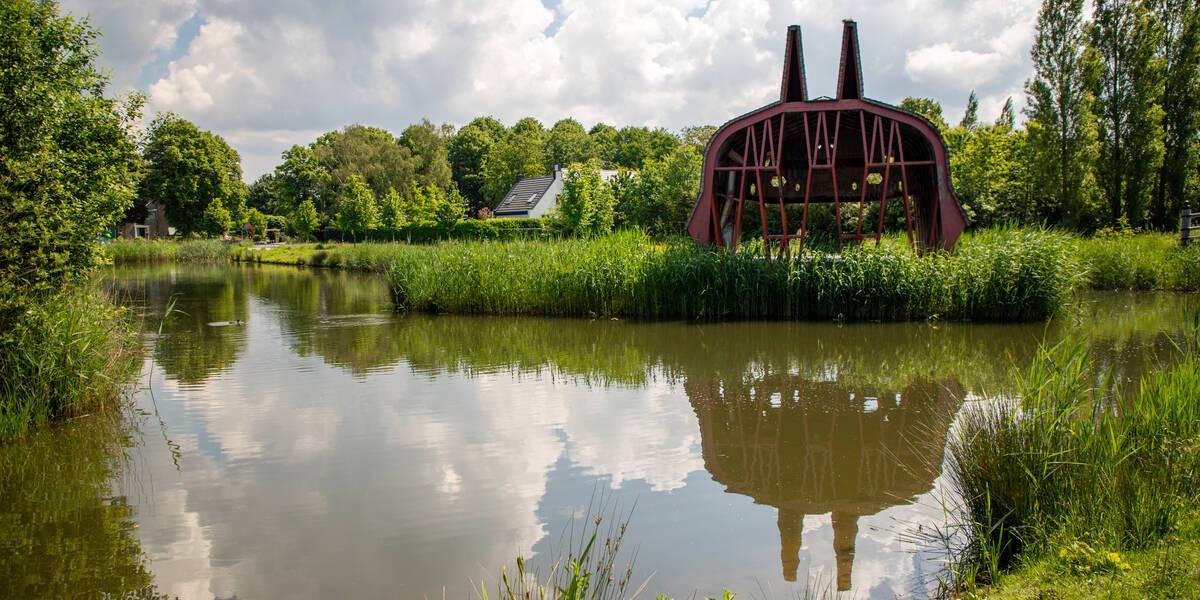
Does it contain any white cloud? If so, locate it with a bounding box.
[69,0,1043,180]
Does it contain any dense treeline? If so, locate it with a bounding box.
[905,0,1200,233]
[142,2,1199,244]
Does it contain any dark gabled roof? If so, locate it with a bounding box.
[493,175,555,216]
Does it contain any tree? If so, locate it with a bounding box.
[589,123,621,167]
[551,160,616,236]
[995,97,1017,129]
[309,124,414,215]
[1152,0,1200,228]
[960,90,981,130]
[201,200,233,238]
[681,125,718,151]
[547,118,593,168]
[899,98,950,132]
[448,116,504,213]
[139,114,245,235]
[1091,0,1165,227]
[480,120,549,208]
[242,207,268,240]
[622,146,703,235]
[379,187,405,229]
[400,119,454,191]
[292,199,320,239]
[246,173,280,213]
[274,144,329,214]
[335,175,378,240]
[613,126,680,169]
[949,125,1036,225]
[0,0,142,334]
[1025,0,1100,228]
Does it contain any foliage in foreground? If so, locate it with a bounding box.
[0,284,140,441]
[940,335,1200,595]
[0,0,141,341]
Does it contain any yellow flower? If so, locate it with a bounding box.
[1107,552,1121,563]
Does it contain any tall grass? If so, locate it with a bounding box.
[1076,231,1200,291]
[0,283,141,441]
[940,333,1200,590]
[104,238,232,262]
[383,228,1075,322]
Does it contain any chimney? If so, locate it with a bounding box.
[516,174,524,182]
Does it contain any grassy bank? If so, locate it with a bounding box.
[0,284,141,441]
[941,336,1200,597]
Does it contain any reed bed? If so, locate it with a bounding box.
[1076,231,1200,291]
[104,238,232,262]
[939,334,1200,592]
[0,283,141,441]
[383,228,1076,322]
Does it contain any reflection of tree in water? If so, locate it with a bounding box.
[108,264,249,385]
[687,373,962,591]
[0,411,167,599]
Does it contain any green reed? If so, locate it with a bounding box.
[104,238,232,262]
[940,333,1200,591]
[1076,231,1200,291]
[0,283,141,441]
[383,228,1076,322]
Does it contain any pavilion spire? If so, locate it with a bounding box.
[836,19,863,100]
[780,25,808,103]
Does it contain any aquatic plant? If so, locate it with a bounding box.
[0,283,140,441]
[937,332,1200,592]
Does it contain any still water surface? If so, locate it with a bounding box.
[2,263,1193,599]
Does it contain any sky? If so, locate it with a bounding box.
[60,0,1042,182]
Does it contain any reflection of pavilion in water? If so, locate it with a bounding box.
[686,372,962,591]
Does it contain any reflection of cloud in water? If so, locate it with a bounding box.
[563,380,704,492]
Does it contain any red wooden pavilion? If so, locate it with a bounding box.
[686,20,967,256]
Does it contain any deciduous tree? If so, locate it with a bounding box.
[335,175,378,241]
[0,0,142,333]
[140,114,245,235]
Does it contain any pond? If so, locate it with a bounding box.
[2,263,1194,599]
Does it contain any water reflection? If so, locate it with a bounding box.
[88,263,1195,598]
[688,375,960,590]
[0,410,165,599]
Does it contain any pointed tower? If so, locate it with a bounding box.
[836,20,863,101]
[780,25,808,103]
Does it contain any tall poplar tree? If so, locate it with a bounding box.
[1091,0,1165,227]
[1152,0,1200,228]
[960,90,980,130]
[1025,0,1100,228]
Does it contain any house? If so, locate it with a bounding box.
[493,164,621,219]
[119,202,173,239]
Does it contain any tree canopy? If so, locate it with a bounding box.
[139,113,245,236]
[0,0,142,333]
